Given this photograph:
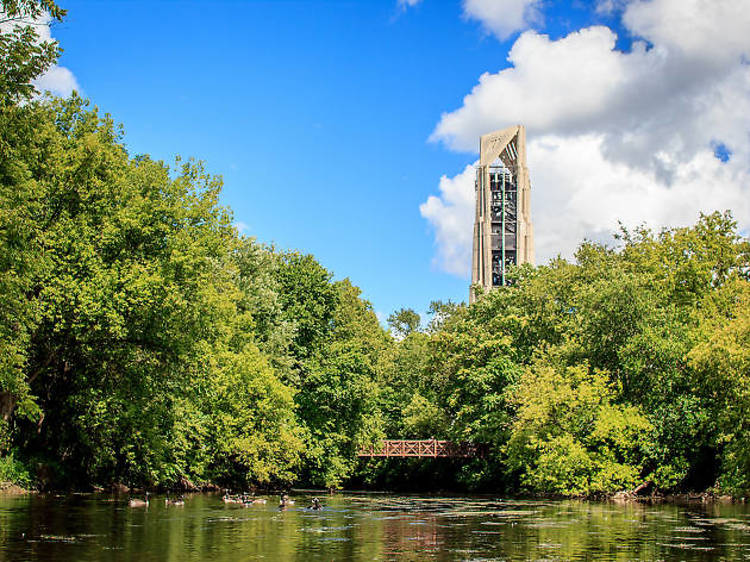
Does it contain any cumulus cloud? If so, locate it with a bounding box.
[462,0,542,40]
[624,0,750,64]
[423,0,750,275]
[33,15,79,96]
[420,163,477,275]
[527,135,750,262]
[33,65,78,97]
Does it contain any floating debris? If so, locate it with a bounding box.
[672,527,706,533]
[39,535,77,543]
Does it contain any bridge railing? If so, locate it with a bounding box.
[357,439,486,458]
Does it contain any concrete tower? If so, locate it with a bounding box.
[470,125,534,303]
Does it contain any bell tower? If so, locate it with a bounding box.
[470,125,534,302]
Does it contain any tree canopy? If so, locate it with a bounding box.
[2,2,750,497]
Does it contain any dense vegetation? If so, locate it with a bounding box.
[2,1,749,497]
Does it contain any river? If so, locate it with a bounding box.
[1,492,749,560]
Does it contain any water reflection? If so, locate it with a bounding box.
[1,493,749,560]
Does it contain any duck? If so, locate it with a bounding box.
[222,491,241,504]
[310,497,323,511]
[128,492,149,507]
[165,493,185,506]
[242,495,267,506]
[279,493,295,507]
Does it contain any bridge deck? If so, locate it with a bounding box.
[358,439,485,458]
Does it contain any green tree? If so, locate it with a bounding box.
[689,280,750,494]
[387,307,421,339]
[273,251,339,366]
[296,279,387,488]
[376,329,432,438]
[1,0,66,104]
[396,212,749,495]
[0,96,303,487]
[199,343,303,486]
[506,359,655,495]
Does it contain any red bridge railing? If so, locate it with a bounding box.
[358,439,486,458]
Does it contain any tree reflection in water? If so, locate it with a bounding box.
[0,493,748,560]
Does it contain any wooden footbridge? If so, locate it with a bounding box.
[358,439,486,459]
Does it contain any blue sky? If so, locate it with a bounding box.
[41,0,750,323]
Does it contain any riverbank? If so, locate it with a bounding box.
[613,491,745,505]
[3,485,745,507]
[0,481,28,494]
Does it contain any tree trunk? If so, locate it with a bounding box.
[633,480,653,496]
[0,392,15,422]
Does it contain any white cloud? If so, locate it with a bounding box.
[624,0,750,64]
[423,0,750,275]
[596,0,628,15]
[0,11,79,97]
[233,221,250,235]
[527,134,750,262]
[420,163,477,275]
[398,0,423,9]
[431,27,636,151]
[33,16,79,97]
[462,0,542,40]
[33,65,79,97]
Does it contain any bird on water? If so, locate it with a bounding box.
[128,492,149,507]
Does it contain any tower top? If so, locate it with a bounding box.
[479,125,526,168]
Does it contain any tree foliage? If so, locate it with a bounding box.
[369,212,749,496]
[506,361,654,495]
[0,0,66,104]
[2,2,749,498]
[387,307,421,339]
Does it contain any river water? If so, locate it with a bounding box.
[1,492,750,560]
